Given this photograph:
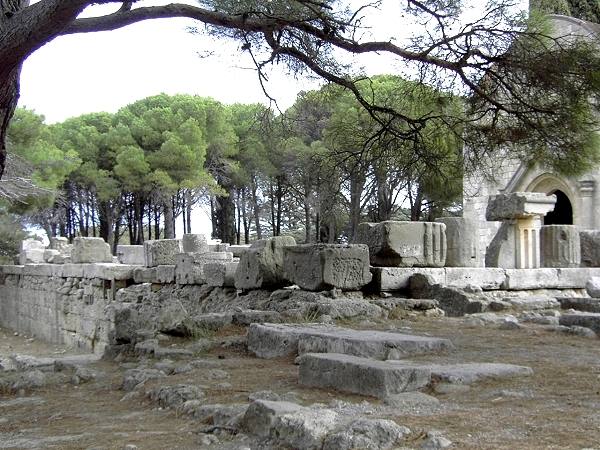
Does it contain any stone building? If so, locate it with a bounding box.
[463,14,600,265]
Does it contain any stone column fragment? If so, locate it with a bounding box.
[436,217,480,267]
[356,221,446,267]
[540,225,580,268]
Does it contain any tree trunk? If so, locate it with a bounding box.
[242,188,249,244]
[0,65,20,179]
[304,191,312,244]
[251,177,261,240]
[185,189,192,234]
[214,191,236,244]
[348,171,365,243]
[163,196,175,239]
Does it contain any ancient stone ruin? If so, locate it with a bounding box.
[3,216,600,448]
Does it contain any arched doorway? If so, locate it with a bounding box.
[544,190,573,225]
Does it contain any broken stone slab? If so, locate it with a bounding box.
[229,244,251,257]
[299,353,431,398]
[209,242,230,252]
[43,249,60,263]
[247,323,453,359]
[155,265,175,283]
[49,236,70,251]
[240,399,339,449]
[485,222,518,269]
[436,217,480,267]
[559,313,600,334]
[116,245,145,265]
[541,225,581,268]
[147,384,205,409]
[144,239,182,267]
[370,267,446,291]
[323,418,410,450]
[71,237,113,263]
[445,268,506,290]
[283,243,372,291]
[409,273,487,317]
[234,236,296,290]
[580,229,600,267]
[82,263,136,280]
[556,297,600,313]
[175,251,233,284]
[387,361,533,385]
[486,192,557,221]
[502,269,560,290]
[586,276,600,297]
[204,261,238,287]
[357,221,446,267]
[133,267,157,284]
[19,238,46,265]
[22,263,54,277]
[503,297,560,311]
[182,233,209,253]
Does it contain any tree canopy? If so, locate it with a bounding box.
[2,0,600,182]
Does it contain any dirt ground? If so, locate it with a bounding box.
[1,316,600,450]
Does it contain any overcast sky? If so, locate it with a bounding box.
[18,0,526,238]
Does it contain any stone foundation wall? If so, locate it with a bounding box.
[0,267,115,354]
[2,261,600,355]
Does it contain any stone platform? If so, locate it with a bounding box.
[247,323,453,359]
[371,267,600,291]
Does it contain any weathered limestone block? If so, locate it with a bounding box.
[204,261,238,287]
[559,313,600,333]
[356,221,446,267]
[43,249,60,263]
[580,230,600,267]
[71,237,112,263]
[155,265,175,283]
[182,233,208,253]
[387,361,533,385]
[133,267,157,284]
[247,323,453,359]
[557,297,600,313]
[436,217,480,267]
[241,400,339,448]
[299,353,431,398]
[485,222,517,269]
[144,239,182,267]
[283,244,372,291]
[370,267,446,291]
[116,245,145,265]
[234,236,296,290]
[209,243,230,252]
[541,225,580,268]
[19,239,46,265]
[486,192,557,221]
[445,268,506,290]
[229,245,251,257]
[175,251,233,284]
[49,236,69,251]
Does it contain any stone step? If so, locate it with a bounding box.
[502,297,560,311]
[556,297,600,313]
[247,323,453,359]
[387,361,533,385]
[298,353,431,398]
[559,313,600,333]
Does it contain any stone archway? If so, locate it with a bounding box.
[543,190,573,225]
[525,173,577,225]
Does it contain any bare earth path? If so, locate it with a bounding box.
[1,316,599,449]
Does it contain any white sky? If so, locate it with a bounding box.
[17,0,527,238]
